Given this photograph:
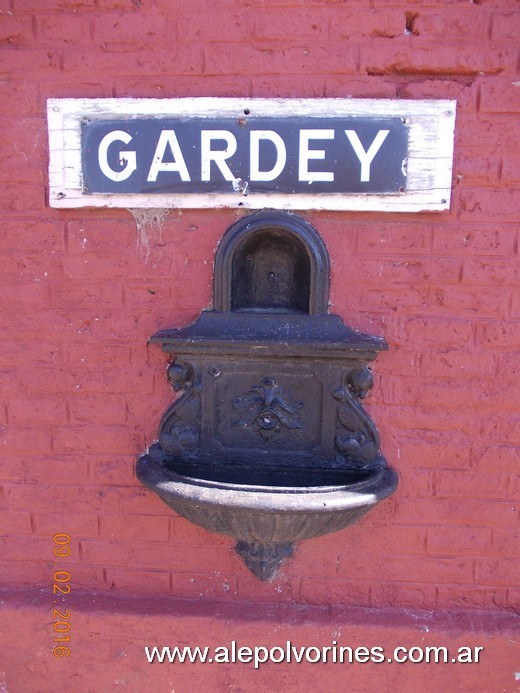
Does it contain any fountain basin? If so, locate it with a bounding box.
[136,449,398,580]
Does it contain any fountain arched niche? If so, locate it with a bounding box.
[136,211,398,581]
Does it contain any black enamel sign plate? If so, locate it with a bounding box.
[81,116,408,195]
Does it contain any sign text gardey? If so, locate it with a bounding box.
[81,117,408,196]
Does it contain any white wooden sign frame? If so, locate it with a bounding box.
[47,97,456,213]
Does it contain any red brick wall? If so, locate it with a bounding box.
[1,0,519,689]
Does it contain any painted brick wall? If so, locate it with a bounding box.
[0,0,519,689]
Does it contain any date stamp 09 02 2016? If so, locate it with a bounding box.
[52,533,72,658]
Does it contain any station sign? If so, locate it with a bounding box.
[47,98,456,212]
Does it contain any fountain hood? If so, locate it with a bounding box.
[137,211,398,580]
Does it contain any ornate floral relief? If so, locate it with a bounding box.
[334,367,381,469]
[233,377,303,441]
[158,359,201,459]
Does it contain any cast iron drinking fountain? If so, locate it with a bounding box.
[137,211,398,581]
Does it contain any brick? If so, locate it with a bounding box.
[63,252,142,281]
[340,523,428,557]
[170,516,222,545]
[1,136,45,185]
[1,427,52,455]
[3,251,62,282]
[68,394,128,425]
[480,76,520,117]
[430,285,511,318]
[396,77,478,111]
[63,564,106,589]
[62,341,131,368]
[390,376,516,412]
[462,257,518,286]
[356,223,432,254]
[329,8,404,39]
[427,526,493,557]
[32,512,99,539]
[377,464,432,499]
[334,255,462,286]
[0,46,63,75]
[370,582,437,609]
[300,578,371,606]
[2,511,32,534]
[476,559,520,586]
[454,149,501,185]
[236,573,300,603]
[412,8,491,40]
[436,585,507,610]
[64,44,204,75]
[374,347,420,376]
[0,219,64,252]
[104,568,171,594]
[0,183,44,213]
[420,349,497,377]
[340,554,474,584]
[89,457,136,485]
[501,151,520,184]
[0,281,51,313]
[169,572,239,600]
[455,115,518,155]
[504,588,520,610]
[67,217,140,251]
[253,8,330,41]
[0,535,55,561]
[476,321,520,348]
[50,425,139,455]
[204,44,359,76]
[0,75,40,115]
[0,456,24,482]
[474,445,520,473]
[324,74,397,99]
[39,78,112,100]
[362,43,515,77]
[36,12,91,44]
[402,318,474,347]
[0,560,44,585]
[114,486,173,515]
[20,0,143,7]
[392,435,473,471]
[99,514,170,542]
[433,470,510,500]
[0,13,33,45]
[48,282,126,310]
[177,10,254,43]
[394,498,518,528]
[115,74,251,98]
[457,188,520,221]
[23,455,89,484]
[93,11,169,44]
[81,538,235,573]
[497,352,520,378]
[3,483,105,514]
[380,406,483,438]
[7,396,67,424]
[289,541,340,578]
[492,528,520,557]
[491,11,520,40]
[496,416,520,445]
